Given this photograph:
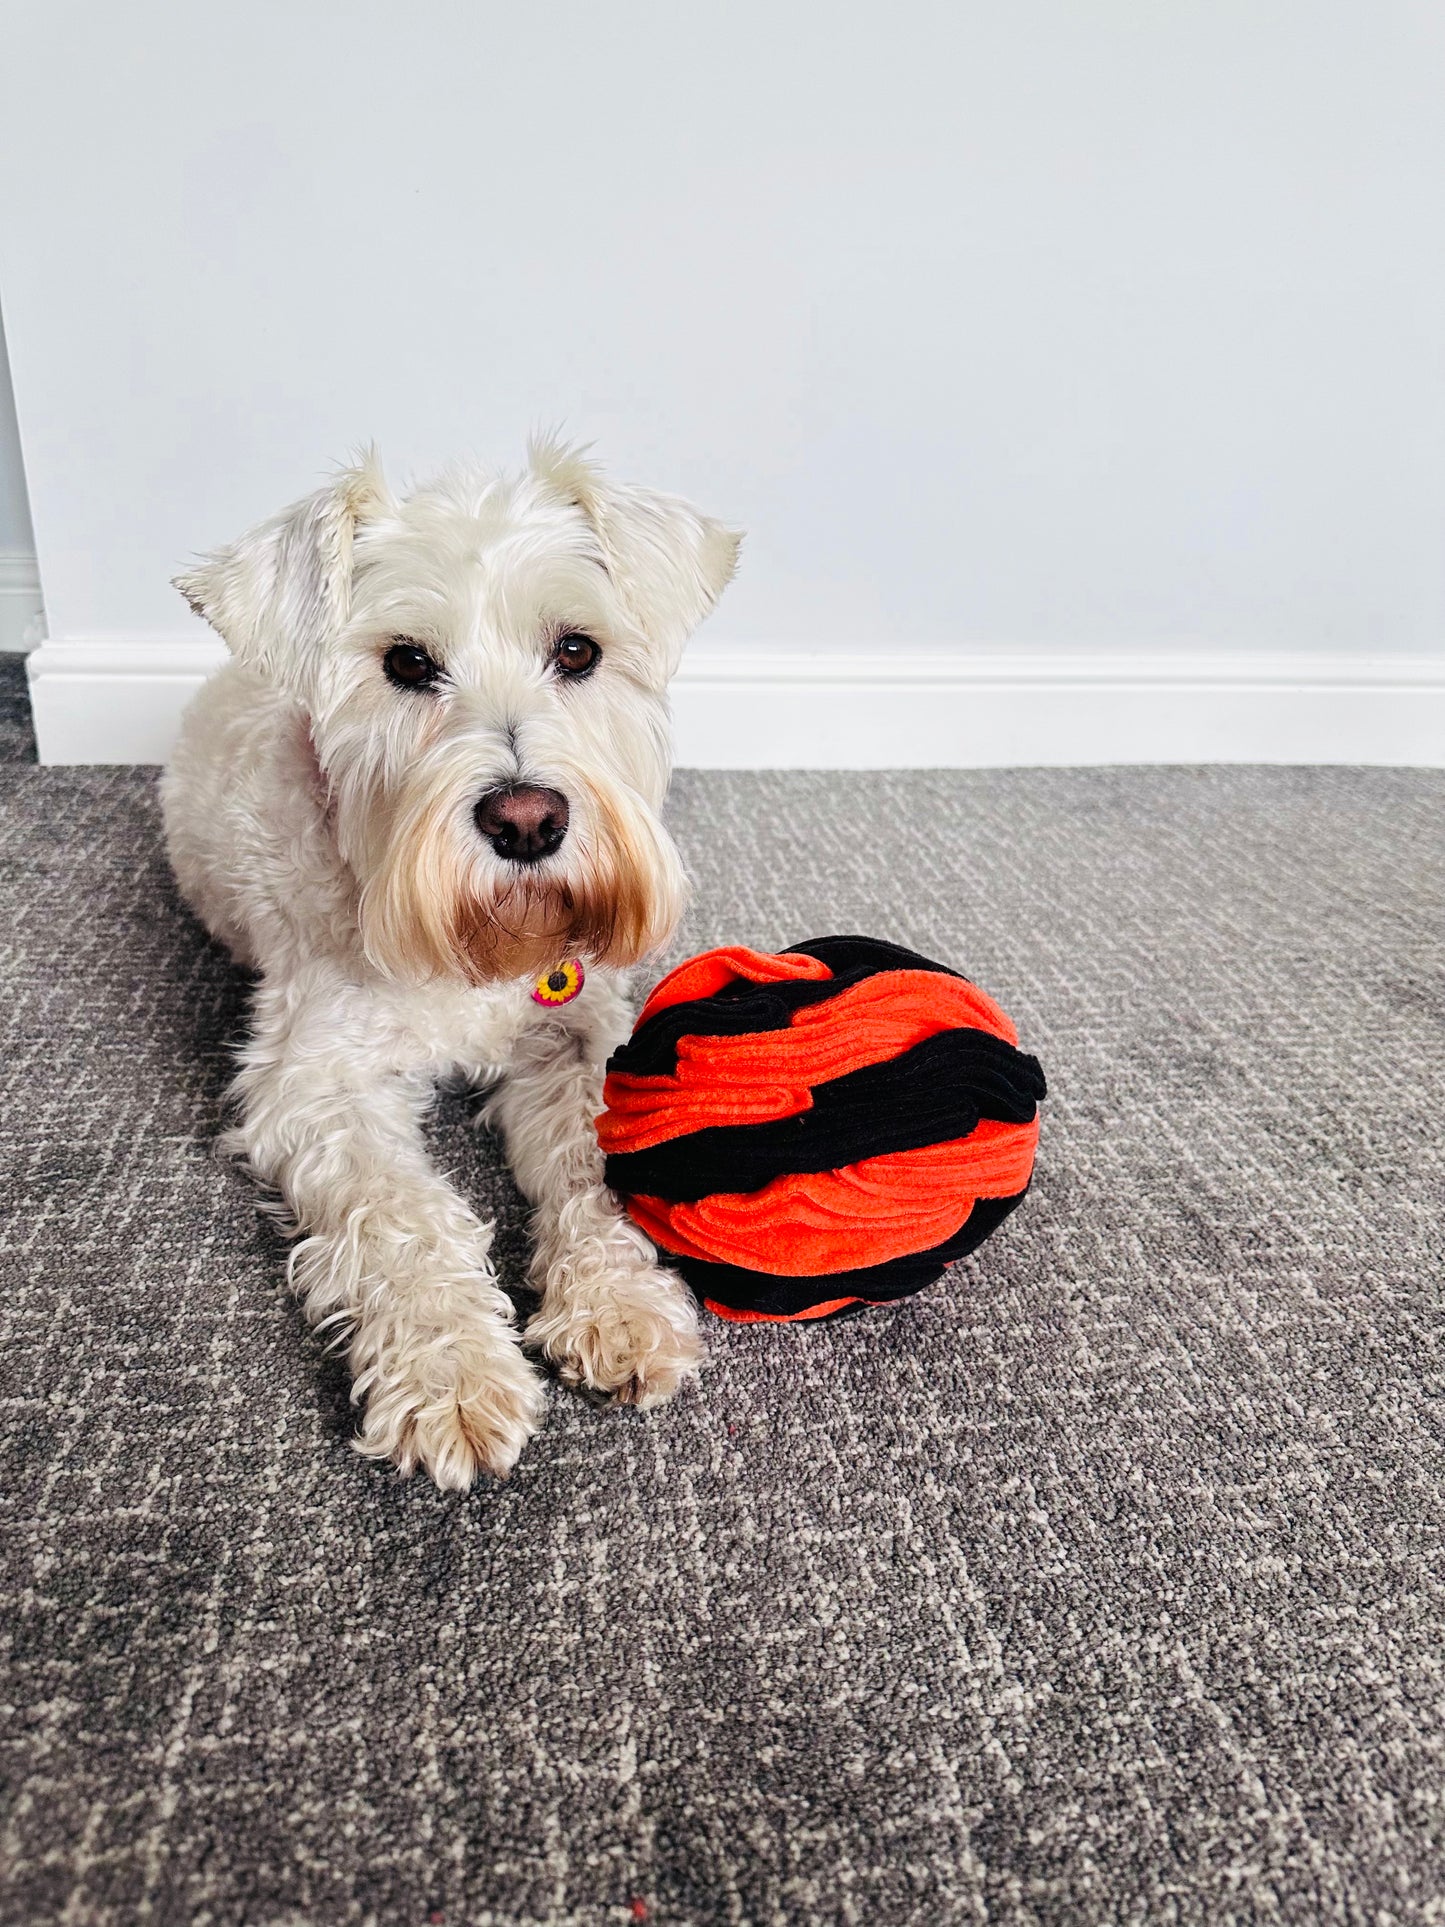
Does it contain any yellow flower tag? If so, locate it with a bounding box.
[531,958,585,1007]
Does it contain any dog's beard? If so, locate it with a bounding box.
[357,771,686,986]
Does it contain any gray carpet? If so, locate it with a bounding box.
[2,653,1443,1927]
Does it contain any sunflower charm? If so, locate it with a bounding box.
[531,958,585,1007]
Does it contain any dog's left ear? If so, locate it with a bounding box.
[530,436,741,677]
[173,449,392,700]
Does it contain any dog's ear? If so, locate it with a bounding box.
[173,449,391,694]
[529,435,741,675]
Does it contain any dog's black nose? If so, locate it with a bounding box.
[475,785,570,864]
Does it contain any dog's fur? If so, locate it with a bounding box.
[162,439,740,1487]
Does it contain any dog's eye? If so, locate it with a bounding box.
[552,633,601,679]
[383,641,443,689]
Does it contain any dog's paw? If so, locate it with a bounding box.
[526,1264,704,1409]
[353,1324,547,1489]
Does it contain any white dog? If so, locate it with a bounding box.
[162,438,740,1488]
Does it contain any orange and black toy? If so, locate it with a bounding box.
[597,936,1047,1324]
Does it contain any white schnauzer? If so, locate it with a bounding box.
[162,438,740,1488]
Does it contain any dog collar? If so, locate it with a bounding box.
[531,958,585,1006]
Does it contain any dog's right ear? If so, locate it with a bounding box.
[173,450,391,694]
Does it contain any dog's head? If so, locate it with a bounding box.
[175,439,740,984]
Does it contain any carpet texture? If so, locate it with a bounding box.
[2,654,1443,1926]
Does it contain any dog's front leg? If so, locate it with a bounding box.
[234,983,546,1487]
[486,1003,703,1407]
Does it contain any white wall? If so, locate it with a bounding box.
[2,3,1443,746]
[0,310,35,551]
[0,303,44,650]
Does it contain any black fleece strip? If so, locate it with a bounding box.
[609,936,965,1080]
[788,935,966,981]
[604,1028,1045,1203]
[677,1191,1028,1317]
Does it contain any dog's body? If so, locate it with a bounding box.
[162,441,739,1487]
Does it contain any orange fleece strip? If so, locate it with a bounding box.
[599,968,1021,1157]
[704,1297,865,1324]
[633,946,833,1027]
[623,1117,1039,1277]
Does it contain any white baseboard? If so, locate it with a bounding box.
[0,548,45,653]
[23,636,1445,768]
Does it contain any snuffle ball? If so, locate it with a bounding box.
[597,936,1046,1323]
